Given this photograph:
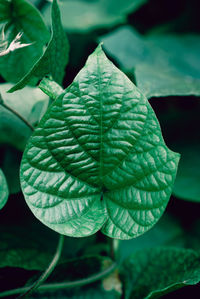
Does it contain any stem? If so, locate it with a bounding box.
[39,77,64,100]
[0,95,34,131]
[108,237,119,260]
[18,234,65,298]
[0,262,117,298]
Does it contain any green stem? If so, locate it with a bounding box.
[0,262,117,298]
[39,77,64,100]
[18,234,65,298]
[0,95,34,131]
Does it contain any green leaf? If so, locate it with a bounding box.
[0,83,49,126]
[43,0,147,33]
[101,26,200,98]
[121,247,200,299]
[9,0,69,93]
[0,0,50,83]
[173,144,200,202]
[0,168,8,210]
[20,45,179,239]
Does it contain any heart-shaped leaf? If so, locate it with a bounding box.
[0,168,8,210]
[20,45,179,239]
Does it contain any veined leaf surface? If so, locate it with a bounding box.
[20,45,179,239]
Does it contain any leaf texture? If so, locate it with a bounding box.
[20,45,179,239]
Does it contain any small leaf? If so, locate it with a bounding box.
[43,0,148,33]
[9,0,69,93]
[0,168,8,210]
[0,0,50,82]
[20,45,179,239]
[121,247,200,299]
[100,26,200,98]
[173,144,200,202]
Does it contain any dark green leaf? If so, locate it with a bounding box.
[0,0,49,82]
[0,168,8,210]
[173,144,200,202]
[20,45,179,239]
[101,26,200,98]
[121,247,200,299]
[9,0,69,93]
[43,0,147,33]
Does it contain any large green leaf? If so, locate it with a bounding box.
[0,168,8,210]
[20,45,179,239]
[0,0,49,83]
[43,0,147,33]
[121,247,200,299]
[9,0,69,92]
[173,144,200,202]
[101,26,200,98]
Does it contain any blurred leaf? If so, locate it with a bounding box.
[101,26,200,98]
[0,168,8,210]
[0,221,95,271]
[9,0,70,92]
[0,225,54,270]
[0,147,21,194]
[0,102,32,151]
[173,144,200,202]
[0,0,50,82]
[0,83,49,126]
[119,214,183,262]
[121,247,200,299]
[43,0,147,33]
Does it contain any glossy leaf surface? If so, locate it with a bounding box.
[0,168,8,210]
[21,45,179,239]
[10,0,69,92]
[0,0,49,82]
[43,0,147,33]
[121,247,200,299]
[101,26,200,98]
